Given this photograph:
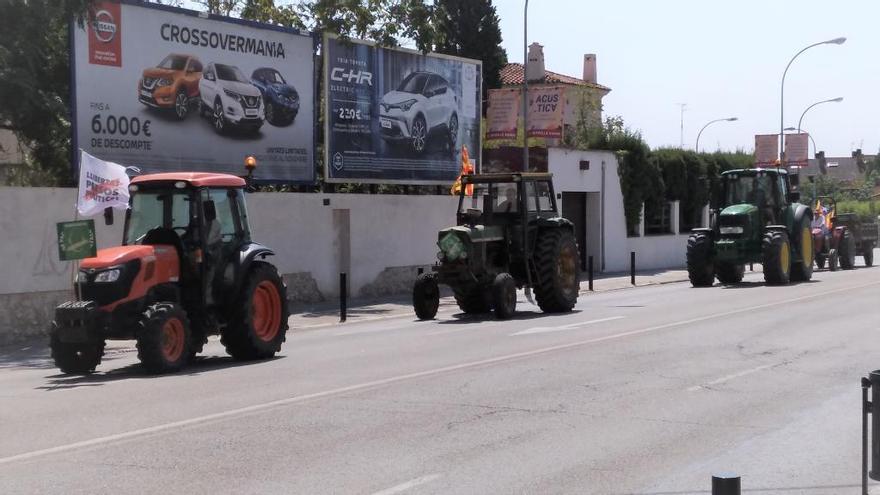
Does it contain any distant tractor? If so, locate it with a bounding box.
[687,168,814,286]
[812,196,876,270]
[51,172,289,374]
[412,173,579,320]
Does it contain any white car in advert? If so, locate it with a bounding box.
[379,71,459,155]
[199,62,264,135]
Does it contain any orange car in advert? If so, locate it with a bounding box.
[138,53,202,120]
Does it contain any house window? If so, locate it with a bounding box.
[645,202,672,235]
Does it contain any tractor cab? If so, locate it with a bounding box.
[718,168,796,228]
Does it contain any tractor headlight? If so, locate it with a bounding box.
[94,268,121,283]
[720,226,744,235]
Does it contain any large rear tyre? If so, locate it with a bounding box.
[453,285,491,314]
[136,303,191,374]
[686,231,715,287]
[413,272,440,320]
[50,323,105,374]
[533,229,579,313]
[715,263,744,284]
[865,244,875,267]
[222,262,289,360]
[491,273,517,320]
[762,230,791,285]
[790,222,814,282]
[839,230,856,270]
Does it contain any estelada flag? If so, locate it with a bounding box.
[77,150,131,217]
[450,145,475,196]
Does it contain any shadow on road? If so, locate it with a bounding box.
[35,353,285,391]
[433,309,583,325]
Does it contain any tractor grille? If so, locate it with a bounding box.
[78,259,141,306]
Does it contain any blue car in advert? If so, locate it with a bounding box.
[251,67,300,127]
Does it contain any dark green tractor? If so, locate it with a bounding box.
[687,168,814,286]
[413,173,580,320]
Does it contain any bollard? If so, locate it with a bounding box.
[863,376,871,495]
[869,371,880,482]
[749,262,754,271]
[339,272,347,323]
[630,251,636,285]
[588,255,594,291]
[711,472,740,495]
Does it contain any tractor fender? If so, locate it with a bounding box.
[232,243,276,296]
[792,203,812,229]
[536,217,574,231]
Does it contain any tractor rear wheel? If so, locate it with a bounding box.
[491,273,517,320]
[136,303,191,374]
[839,230,856,270]
[222,262,289,360]
[865,244,875,267]
[762,230,791,285]
[50,322,105,374]
[715,263,744,284]
[413,272,440,320]
[686,231,715,287]
[533,229,579,313]
[453,285,491,314]
[790,222,814,282]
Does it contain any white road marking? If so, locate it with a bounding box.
[1,280,876,466]
[371,473,442,495]
[686,363,777,392]
[511,316,626,336]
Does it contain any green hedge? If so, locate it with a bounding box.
[836,200,879,223]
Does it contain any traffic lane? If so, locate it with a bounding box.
[0,276,876,494]
[0,265,876,460]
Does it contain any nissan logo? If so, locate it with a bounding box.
[92,9,117,43]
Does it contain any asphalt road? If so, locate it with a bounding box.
[1,258,878,494]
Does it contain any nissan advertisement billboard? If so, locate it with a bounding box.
[72,1,316,183]
[324,35,482,184]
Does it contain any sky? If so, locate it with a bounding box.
[492,0,879,157]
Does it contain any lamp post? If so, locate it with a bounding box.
[522,0,529,172]
[695,117,738,153]
[798,97,843,132]
[779,37,846,163]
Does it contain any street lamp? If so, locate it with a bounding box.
[522,0,529,172]
[779,37,846,162]
[695,117,738,153]
[798,96,843,132]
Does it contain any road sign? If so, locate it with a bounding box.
[57,220,97,261]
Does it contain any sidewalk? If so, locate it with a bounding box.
[290,268,692,331]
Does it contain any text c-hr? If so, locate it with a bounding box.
[331,68,373,86]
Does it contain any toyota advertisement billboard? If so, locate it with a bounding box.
[324,35,482,184]
[72,1,316,183]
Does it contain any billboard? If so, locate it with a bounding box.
[784,133,809,168]
[72,1,316,183]
[324,35,482,184]
[486,88,520,140]
[527,86,564,139]
[754,134,778,167]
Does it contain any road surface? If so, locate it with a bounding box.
[1,260,878,494]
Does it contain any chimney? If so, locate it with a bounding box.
[583,53,597,84]
[526,43,545,82]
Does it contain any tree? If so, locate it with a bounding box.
[432,0,507,105]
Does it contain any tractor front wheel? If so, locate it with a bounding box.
[50,323,105,374]
[136,303,191,374]
[413,272,440,320]
[533,229,579,313]
[865,244,875,267]
[453,285,491,314]
[492,273,517,320]
[222,262,289,360]
[829,248,839,271]
[762,230,791,285]
[816,254,826,270]
[686,231,715,287]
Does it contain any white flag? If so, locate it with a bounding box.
[77,150,131,217]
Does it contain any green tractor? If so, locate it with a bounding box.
[412,173,579,320]
[687,168,814,286]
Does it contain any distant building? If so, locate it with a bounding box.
[802,154,874,183]
[494,43,611,147]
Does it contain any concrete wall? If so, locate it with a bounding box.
[0,186,457,343]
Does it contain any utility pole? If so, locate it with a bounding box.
[677,103,687,148]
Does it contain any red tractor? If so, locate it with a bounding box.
[812,196,861,270]
[51,172,289,374]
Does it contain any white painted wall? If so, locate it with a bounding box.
[0,187,457,298]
